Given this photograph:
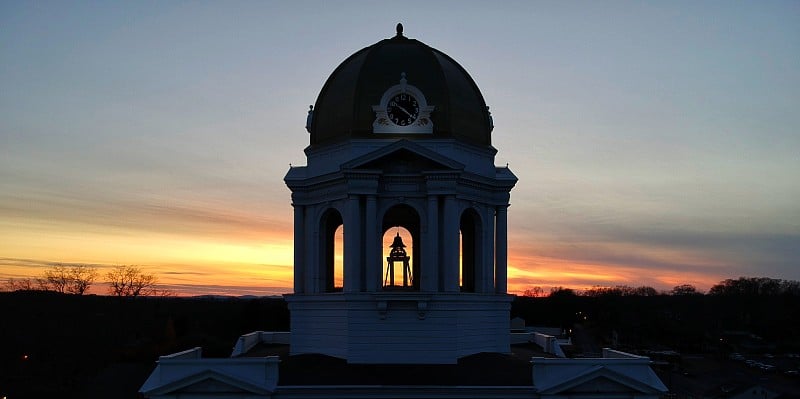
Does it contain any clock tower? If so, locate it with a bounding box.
[284,24,517,364]
[141,25,668,398]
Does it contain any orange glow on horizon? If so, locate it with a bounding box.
[506,254,723,295]
[2,218,728,296]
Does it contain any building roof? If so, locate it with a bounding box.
[240,343,553,386]
[309,24,492,148]
[141,341,670,398]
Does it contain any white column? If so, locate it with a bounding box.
[482,206,496,293]
[365,195,379,291]
[442,195,459,292]
[344,195,362,293]
[495,205,508,294]
[422,195,439,292]
[293,204,305,294]
[305,206,319,293]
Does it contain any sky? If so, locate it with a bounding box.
[1,1,798,296]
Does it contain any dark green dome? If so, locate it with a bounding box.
[309,26,492,147]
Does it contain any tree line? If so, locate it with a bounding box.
[3,264,167,297]
[523,276,800,298]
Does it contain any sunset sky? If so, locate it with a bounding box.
[2,1,798,296]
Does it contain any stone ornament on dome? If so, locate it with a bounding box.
[305,105,313,133]
[393,23,408,40]
[487,106,494,132]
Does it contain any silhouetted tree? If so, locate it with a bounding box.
[781,280,800,296]
[7,264,99,294]
[3,277,39,291]
[670,284,701,295]
[548,286,576,298]
[522,286,543,297]
[632,285,658,296]
[42,265,71,293]
[708,276,795,296]
[581,285,658,297]
[65,264,98,295]
[106,265,159,297]
[582,286,610,297]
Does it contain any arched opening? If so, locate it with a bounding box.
[382,227,413,289]
[460,209,482,293]
[382,204,420,291]
[319,208,343,292]
[333,225,343,290]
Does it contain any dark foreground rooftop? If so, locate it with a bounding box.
[240,343,553,386]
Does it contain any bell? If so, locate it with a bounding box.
[385,231,412,288]
[390,232,406,249]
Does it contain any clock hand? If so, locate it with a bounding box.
[396,104,415,119]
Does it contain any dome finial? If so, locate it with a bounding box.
[396,23,403,37]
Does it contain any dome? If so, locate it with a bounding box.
[309,24,492,147]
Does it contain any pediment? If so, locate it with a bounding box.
[180,377,250,393]
[142,369,271,396]
[562,375,635,394]
[341,140,464,172]
[538,365,665,395]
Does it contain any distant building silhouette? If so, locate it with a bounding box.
[141,24,667,398]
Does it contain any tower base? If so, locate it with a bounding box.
[285,292,512,364]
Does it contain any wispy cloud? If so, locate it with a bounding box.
[0,188,291,243]
[0,257,113,270]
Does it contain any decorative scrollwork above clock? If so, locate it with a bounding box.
[372,72,434,134]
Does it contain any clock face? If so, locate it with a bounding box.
[386,93,419,126]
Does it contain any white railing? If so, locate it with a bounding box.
[510,331,567,358]
[231,331,291,357]
[161,346,202,360]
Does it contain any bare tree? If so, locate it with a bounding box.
[522,286,544,297]
[549,286,576,298]
[106,265,159,297]
[4,264,97,294]
[67,265,98,295]
[4,278,38,291]
[40,264,98,294]
[43,265,71,293]
[670,284,701,296]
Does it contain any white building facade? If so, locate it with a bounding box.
[284,23,517,364]
[141,25,668,398]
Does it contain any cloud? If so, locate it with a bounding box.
[510,221,800,282]
[160,271,211,276]
[0,257,110,270]
[0,188,292,243]
[136,283,290,297]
